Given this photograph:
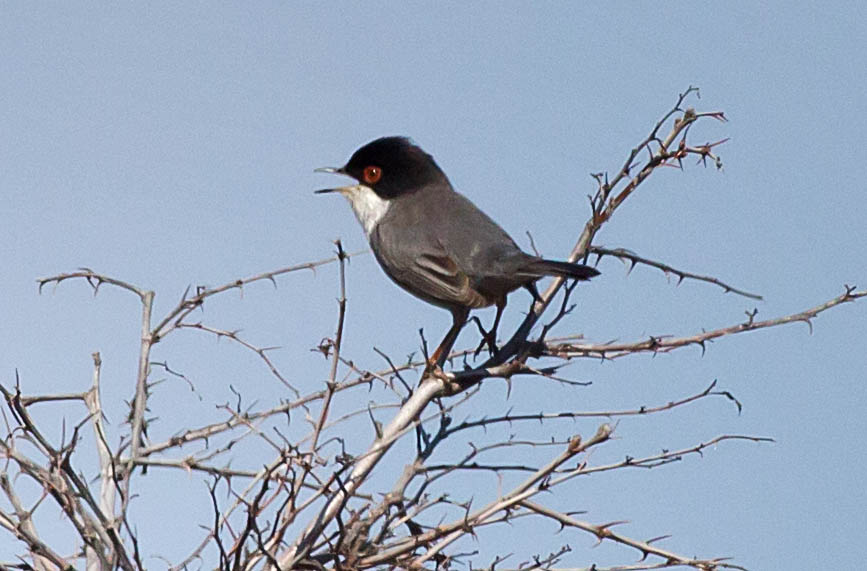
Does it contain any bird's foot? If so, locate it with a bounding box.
[470,316,499,358]
[423,359,453,381]
[423,359,440,375]
[473,334,499,358]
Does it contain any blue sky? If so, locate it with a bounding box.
[1,3,865,569]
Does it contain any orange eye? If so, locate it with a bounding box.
[363,165,382,185]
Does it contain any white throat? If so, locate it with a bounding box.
[341,184,391,237]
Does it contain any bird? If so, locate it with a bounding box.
[315,137,599,368]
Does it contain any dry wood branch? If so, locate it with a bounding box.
[38,269,158,560]
[136,368,382,459]
[412,425,613,565]
[37,268,156,464]
[519,500,745,571]
[84,352,121,571]
[0,379,136,570]
[464,87,725,382]
[554,434,773,481]
[589,246,762,300]
[492,562,725,571]
[350,428,611,568]
[354,433,768,569]
[311,240,349,454]
[17,393,87,407]
[175,322,299,396]
[134,457,281,479]
[37,269,149,302]
[169,451,308,570]
[151,250,366,341]
[547,285,865,360]
[270,388,480,568]
[0,473,62,570]
[436,380,739,439]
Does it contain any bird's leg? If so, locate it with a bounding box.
[470,316,489,358]
[429,307,469,370]
[472,301,505,358]
[525,282,542,303]
[489,300,505,352]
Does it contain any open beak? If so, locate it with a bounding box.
[314,166,349,194]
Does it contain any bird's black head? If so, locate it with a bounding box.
[339,137,449,199]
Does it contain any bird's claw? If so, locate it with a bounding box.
[470,316,499,358]
[423,359,449,379]
[473,334,499,359]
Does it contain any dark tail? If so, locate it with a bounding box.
[525,258,600,281]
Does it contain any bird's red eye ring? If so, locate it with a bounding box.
[363,165,382,185]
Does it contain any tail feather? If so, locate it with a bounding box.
[525,258,600,281]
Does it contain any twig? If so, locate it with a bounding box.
[439,380,738,438]
[151,250,367,340]
[519,500,746,570]
[175,322,300,397]
[0,473,61,570]
[84,352,121,570]
[589,245,762,300]
[412,425,613,565]
[311,240,349,453]
[548,285,865,360]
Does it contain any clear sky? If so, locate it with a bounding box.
[1,2,865,569]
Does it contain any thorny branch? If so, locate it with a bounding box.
[588,245,762,300]
[518,500,747,571]
[10,252,364,569]
[2,89,862,570]
[281,86,731,568]
[546,284,865,361]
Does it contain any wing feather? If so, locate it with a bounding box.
[371,225,490,309]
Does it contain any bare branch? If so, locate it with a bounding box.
[37,269,149,302]
[589,245,762,300]
[548,285,865,360]
[151,250,367,340]
[412,425,613,565]
[519,500,746,571]
[84,352,121,571]
[175,322,300,396]
[438,380,739,439]
[311,240,349,453]
[0,473,62,570]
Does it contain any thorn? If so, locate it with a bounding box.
[646,534,671,545]
[718,390,743,415]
